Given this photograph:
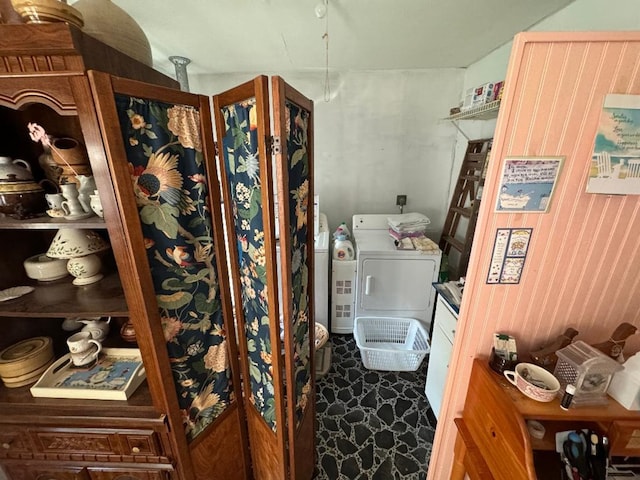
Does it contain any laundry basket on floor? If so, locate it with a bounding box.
[354,316,430,371]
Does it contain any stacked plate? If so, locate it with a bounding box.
[0,337,54,388]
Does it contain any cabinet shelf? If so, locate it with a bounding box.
[0,273,127,318]
[0,380,157,420]
[0,215,107,230]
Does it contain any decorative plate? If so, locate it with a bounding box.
[0,286,35,302]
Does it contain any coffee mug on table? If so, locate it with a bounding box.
[67,331,102,366]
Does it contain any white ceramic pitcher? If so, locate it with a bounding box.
[80,316,111,342]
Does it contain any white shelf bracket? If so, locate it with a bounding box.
[450,120,470,141]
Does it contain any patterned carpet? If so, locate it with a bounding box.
[314,335,436,479]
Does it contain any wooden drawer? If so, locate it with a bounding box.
[30,428,163,457]
[0,422,169,460]
[609,420,640,456]
[0,429,30,456]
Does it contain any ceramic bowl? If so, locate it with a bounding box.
[23,253,68,282]
[504,362,560,402]
[11,0,84,28]
[0,336,54,388]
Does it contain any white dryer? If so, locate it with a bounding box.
[352,214,441,330]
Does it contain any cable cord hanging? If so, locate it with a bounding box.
[322,0,330,102]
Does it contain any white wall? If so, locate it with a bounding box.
[464,0,640,90]
[445,0,640,233]
[191,69,464,236]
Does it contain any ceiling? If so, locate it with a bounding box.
[103,0,575,77]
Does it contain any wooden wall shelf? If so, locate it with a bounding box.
[447,100,501,121]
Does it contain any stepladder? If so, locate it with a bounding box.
[439,138,493,280]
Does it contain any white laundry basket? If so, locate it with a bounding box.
[354,316,430,371]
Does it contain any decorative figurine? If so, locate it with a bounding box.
[592,322,637,361]
[530,327,579,370]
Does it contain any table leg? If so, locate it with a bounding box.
[450,431,467,480]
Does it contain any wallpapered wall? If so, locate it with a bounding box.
[428,32,640,479]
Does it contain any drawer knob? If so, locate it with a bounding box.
[2,442,10,449]
[131,446,141,453]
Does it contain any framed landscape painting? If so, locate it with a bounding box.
[587,94,640,195]
[495,157,563,213]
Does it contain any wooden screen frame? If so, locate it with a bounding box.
[88,71,250,480]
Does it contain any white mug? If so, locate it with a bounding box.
[45,193,65,210]
[61,199,84,216]
[60,183,79,199]
[67,331,102,366]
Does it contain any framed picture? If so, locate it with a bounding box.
[495,157,563,213]
[486,228,532,284]
[587,94,640,195]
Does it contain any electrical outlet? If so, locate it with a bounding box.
[396,195,407,206]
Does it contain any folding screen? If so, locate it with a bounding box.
[214,76,315,480]
[90,72,315,479]
[89,73,250,479]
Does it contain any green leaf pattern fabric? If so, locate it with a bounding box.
[219,99,277,430]
[114,95,231,442]
[284,100,312,427]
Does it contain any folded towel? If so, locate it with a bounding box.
[387,212,431,233]
[411,236,440,253]
[388,228,425,241]
[392,234,440,253]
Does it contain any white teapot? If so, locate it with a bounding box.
[80,316,111,342]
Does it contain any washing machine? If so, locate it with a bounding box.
[275,212,329,330]
[352,214,441,330]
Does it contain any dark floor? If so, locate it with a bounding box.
[314,335,437,480]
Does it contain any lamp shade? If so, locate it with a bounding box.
[46,229,110,286]
[46,229,109,259]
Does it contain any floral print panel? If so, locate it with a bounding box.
[284,100,312,428]
[114,95,232,442]
[219,99,277,431]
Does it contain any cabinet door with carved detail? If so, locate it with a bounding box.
[2,465,90,480]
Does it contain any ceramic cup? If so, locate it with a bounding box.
[67,331,102,367]
[60,183,79,200]
[89,194,103,218]
[61,199,85,216]
[45,193,65,210]
[80,317,111,342]
[45,194,64,217]
[503,362,560,402]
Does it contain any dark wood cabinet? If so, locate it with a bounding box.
[0,23,181,480]
[0,22,317,480]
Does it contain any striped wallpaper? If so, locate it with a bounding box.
[428,32,640,479]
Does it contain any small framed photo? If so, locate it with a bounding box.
[495,157,563,213]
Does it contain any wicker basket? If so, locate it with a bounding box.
[354,317,430,371]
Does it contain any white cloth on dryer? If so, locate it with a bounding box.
[387,212,431,233]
